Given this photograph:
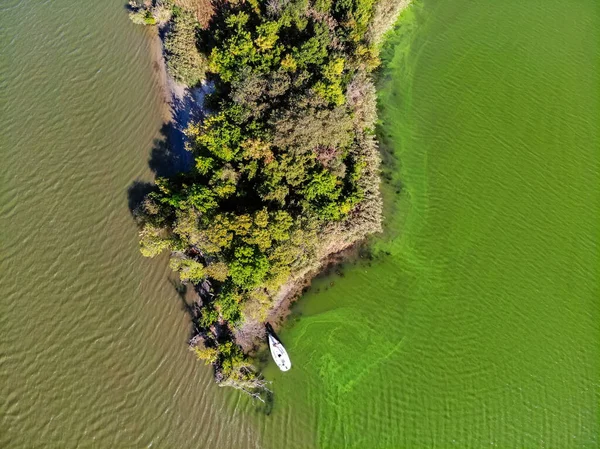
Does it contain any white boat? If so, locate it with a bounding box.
[268,331,291,372]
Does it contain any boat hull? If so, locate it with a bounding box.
[268,333,291,371]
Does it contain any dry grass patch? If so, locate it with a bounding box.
[174,0,215,28]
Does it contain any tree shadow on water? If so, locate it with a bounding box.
[127,180,155,214]
[126,120,187,216]
[126,119,190,216]
[148,121,193,178]
[127,83,213,216]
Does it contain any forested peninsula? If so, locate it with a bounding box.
[128,0,408,395]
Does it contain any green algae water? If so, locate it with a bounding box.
[1,0,598,448]
[254,1,600,448]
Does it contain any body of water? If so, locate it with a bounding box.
[1,0,598,448]
[256,1,599,448]
[1,1,258,447]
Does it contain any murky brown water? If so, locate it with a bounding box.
[0,1,261,447]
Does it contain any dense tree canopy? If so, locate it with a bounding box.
[133,0,389,388]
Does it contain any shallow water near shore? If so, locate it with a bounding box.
[1,0,598,448]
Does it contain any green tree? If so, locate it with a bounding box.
[192,345,219,365]
[164,10,207,86]
[229,246,270,288]
[139,223,171,257]
[170,256,206,282]
[135,0,388,389]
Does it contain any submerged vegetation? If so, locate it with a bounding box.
[129,0,404,394]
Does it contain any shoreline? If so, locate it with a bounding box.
[146,17,373,354]
[148,24,212,173]
[234,241,369,354]
[231,0,414,355]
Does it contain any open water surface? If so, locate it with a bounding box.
[1,0,598,448]
[253,1,599,448]
[1,1,258,447]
